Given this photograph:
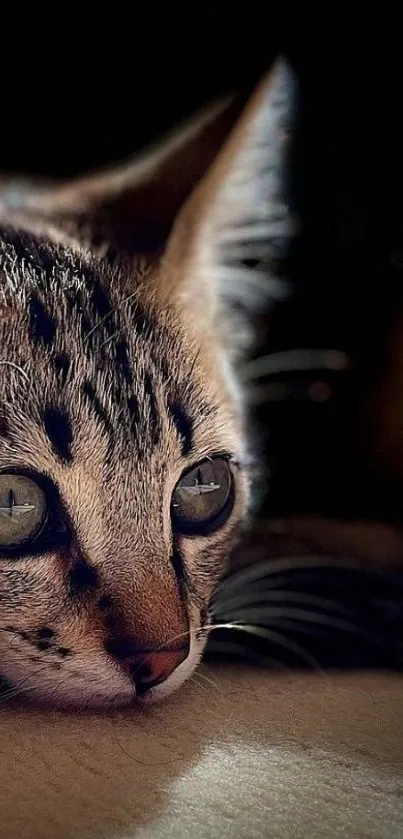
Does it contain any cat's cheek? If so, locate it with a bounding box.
[0,647,136,710]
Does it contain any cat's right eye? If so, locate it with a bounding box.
[0,474,48,549]
[171,457,234,536]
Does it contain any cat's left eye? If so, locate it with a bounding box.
[171,457,234,536]
[0,474,48,549]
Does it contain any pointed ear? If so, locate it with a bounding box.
[160,58,297,344]
[17,93,253,256]
[9,58,296,360]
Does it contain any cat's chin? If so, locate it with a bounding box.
[0,681,136,713]
[40,690,137,713]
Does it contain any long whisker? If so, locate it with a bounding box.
[240,348,350,382]
[188,674,209,694]
[205,622,322,670]
[212,589,357,618]
[246,381,333,406]
[247,616,362,644]
[193,669,224,696]
[206,639,291,671]
[214,556,363,596]
[0,663,53,704]
[99,327,127,349]
[213,607,373,639]
[0,359,30,383]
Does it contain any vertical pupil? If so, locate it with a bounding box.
[8,489,15,517]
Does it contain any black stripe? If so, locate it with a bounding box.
[144,371,160,446]
[43,406,73,463]
[130,303,156,339]
[53,353,70,387]
[91,279,111,319]
[80,312,94,346]
[89,279,120,343]
[171,545,197,597]
[171,548,186,583]
[0,415,9,439]
[128,396,140,426]
[133,308,172,384]
[65,287,94,346]
[168,401,194,457]
[115,340,133,385]
[37,627,54,640]
[83,381,114,438]
[28,295,56,347]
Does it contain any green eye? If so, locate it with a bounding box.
[0,474,48,548]
[171,457,234,536]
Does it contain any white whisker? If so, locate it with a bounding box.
[213,556,361,598]
[207,622,322,670]
[213,589,355,618]
[215,607,369,638]
[0,359,30,382]
[240,349,350,382]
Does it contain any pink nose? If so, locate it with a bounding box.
[133,650,188,694]
[105,638,188,694]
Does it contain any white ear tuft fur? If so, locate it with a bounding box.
[181,58,298,318]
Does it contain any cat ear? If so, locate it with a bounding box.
[15,93,252,257]
[160,58,297,345]
[10,58,296,352]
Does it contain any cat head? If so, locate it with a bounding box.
[0,59,294,709]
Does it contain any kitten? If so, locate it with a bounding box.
[0,60,294,709]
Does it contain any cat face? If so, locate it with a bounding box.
[0,60,293,708]
[0,230,250,708]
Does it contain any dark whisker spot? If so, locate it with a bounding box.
[98,595,113,612]
[37,627,55,640]
[68,562,99,596]
[36,639,51,651]
[168,401,194,457]
[57,647,72,658]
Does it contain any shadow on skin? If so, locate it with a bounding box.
[1,665,403,839]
